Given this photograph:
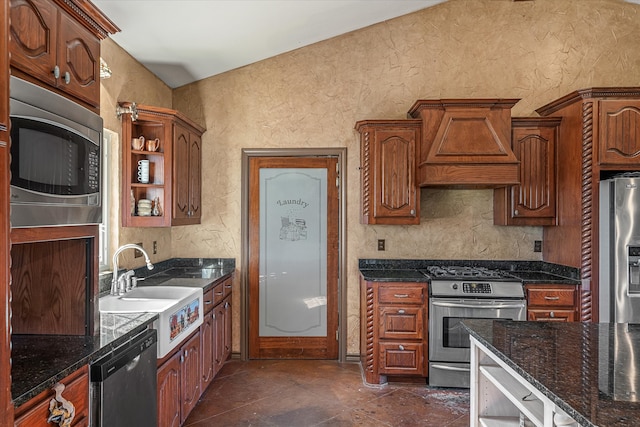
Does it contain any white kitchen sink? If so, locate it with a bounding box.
[100,286,203,358]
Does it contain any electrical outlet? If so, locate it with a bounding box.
[534,240,542,252]
[134,242,143,258]
[153,241,158,254]
[377,239,385,251]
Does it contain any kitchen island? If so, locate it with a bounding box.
[464,319,640,426]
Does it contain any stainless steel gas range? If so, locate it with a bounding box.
[425,265,525,388]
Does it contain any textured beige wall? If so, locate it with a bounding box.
[100,39,173,270]
[107,0,640,356]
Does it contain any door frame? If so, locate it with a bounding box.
[240,148,347,362]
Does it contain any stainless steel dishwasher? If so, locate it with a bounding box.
[90,329,158,427]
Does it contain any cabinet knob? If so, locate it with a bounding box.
[399,345,405,351]
[514,209,519,216]
[53,65,60,79]
[410,209,415,215]
[398,309,405,314]
[64,71,71,84]
[550,311,555,318]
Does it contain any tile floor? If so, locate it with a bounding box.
[183,359,470,426]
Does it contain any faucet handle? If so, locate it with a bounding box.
[130,276,145,289]
[122,270,135,292]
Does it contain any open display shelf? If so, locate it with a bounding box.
[471,337,578,427]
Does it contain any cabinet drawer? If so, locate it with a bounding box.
[527,287,575,307]
[222,277,232,298]
[378,342,425,375]
[378,306,424,340]
[528,309,576,322]
[203,288,214,313]
[212,282,225,305]
[378,284,424,305]
[15,365,89,427]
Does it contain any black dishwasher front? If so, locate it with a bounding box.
[90,329,158,427]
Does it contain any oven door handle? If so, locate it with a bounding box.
[431,301,525,310]
[430,364,470,373]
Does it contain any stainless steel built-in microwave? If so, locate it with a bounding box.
[9,76,103,227]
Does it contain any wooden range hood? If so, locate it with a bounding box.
[408,98,521,187]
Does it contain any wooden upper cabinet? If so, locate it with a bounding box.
[9,0,118,111]
[9,0,58,87]
[494,117,561,226]
[120,103,205,228]
[355,120,421,225]
[598,99,640,166]
[55,10,100,106]
[172,124,202,225]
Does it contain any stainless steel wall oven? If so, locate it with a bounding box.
[426,266,526,388]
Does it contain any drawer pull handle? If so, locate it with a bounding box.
[544,296,560,301]
[394,294,409,298]
[399,345,405,351]
[215,292,224,296]
[205,301,213,305]
[398,309,405,314]
[48,383,75,426]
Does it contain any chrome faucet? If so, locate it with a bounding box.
[111,243,154,295]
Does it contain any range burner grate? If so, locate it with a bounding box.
[425,265,509,280]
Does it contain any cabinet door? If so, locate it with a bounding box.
[200,310,215,390]
[181,332,201,424]
[56,9,100,107]
[356,121,421,225]
[188,131,202,222]
[15,366,89,427]
[172,124,202,225]
[223,297,232,361]
[494,118,559,226]
[213,303,225,373]
[9,0,58,87]
[157,352,181,427]
[172,124,191,222]
[599,100,640,166]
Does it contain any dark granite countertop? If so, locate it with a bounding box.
[359,259,580,285]
[463,319,640,427]
[13,257,236,407]
[12,312,157,406]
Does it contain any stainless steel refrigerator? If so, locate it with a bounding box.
[599,174,640,324]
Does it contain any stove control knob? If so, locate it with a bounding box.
[452,283,458,290]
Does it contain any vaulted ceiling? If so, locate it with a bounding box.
[92,1,447,88]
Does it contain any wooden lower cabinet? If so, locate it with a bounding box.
[157,330,201,427]
[214,296,232,373]
[158,279,233,427]
[14,366,89,427]
[360,278,427,384]
[200,310,215,390]
[526,284,577,322]
[157,352,181,427]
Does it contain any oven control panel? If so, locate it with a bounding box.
[462,282,492,294]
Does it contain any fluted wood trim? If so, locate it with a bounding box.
[364,286,375,382]
[580,101,594,322]
[361,131,371,219]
